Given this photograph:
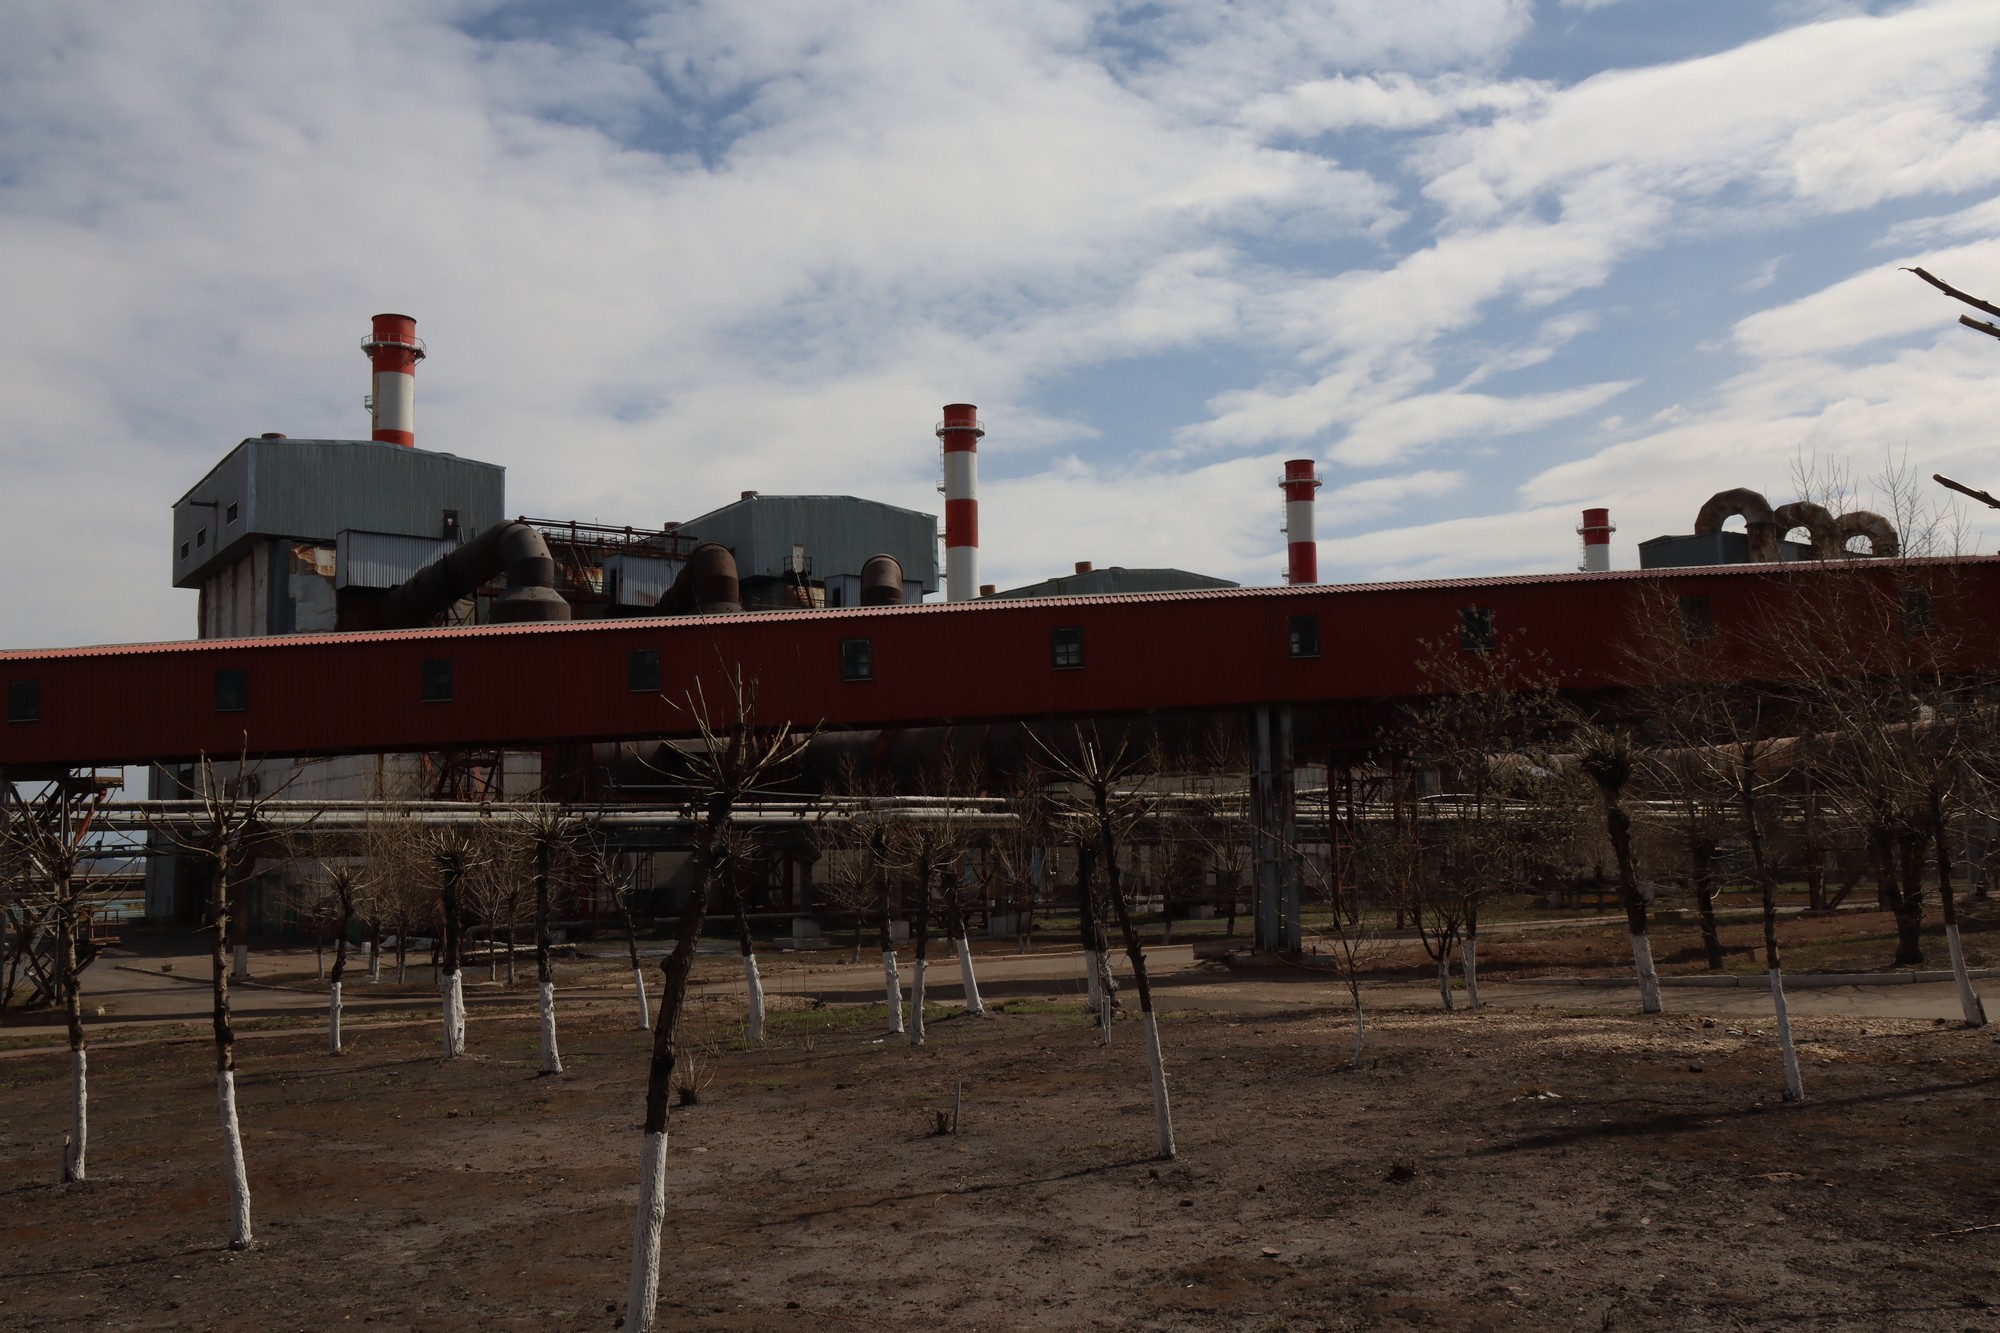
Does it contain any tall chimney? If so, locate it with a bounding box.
[937,403,982,601]
[1578,507,1615,572]
[1282,459,1321,585]
[361,313,424,447]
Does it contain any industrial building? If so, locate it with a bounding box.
[0,311,1959,949]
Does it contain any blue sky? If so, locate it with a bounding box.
[5,0,2000,645]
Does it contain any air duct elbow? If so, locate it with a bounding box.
[1695,488,1779,562]
[860,554,905,606]
[379,520,570,629]
[656,542,742,615]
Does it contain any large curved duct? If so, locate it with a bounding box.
[859,554,905,607]
[379,521,570,629]
[1695,488,1780,562]
[1772,501,1840,560]
[1834,510,1900,558]
[656,542,742,615]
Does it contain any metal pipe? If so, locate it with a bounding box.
[655,542,742,615]
[860,554,905,607]
[379,521,570,628]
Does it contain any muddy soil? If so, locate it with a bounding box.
[3,992,1998,1331]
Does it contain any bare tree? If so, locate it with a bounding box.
[588,838,654,1031]
[625,670,810,1332]
[1,775,112,1180]
[420,827,483,1059]
[517,803,585,1072]
[1032,725,1176,1160]
[146,748,299,1250]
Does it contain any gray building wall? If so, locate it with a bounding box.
[173,437,504,589]
[989,566,1238,599]
[1638,532,1813,569]
[675,494,939,595]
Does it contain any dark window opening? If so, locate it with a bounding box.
[841,638,873,682]
[442,509,461,540]
[421,658,455,702]
[1052,626,1085,670]
[214,668,248,713]
[629,648,661,693]
[225,502,238,524]
[1458,606,1495,653]
[1679,595,1713,642]
[196,527,207,548]
[8,679,40,724]
[179,542,190,560]
[1288,614,1321,659]
[1903,588,1934,635]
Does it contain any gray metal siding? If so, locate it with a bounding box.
[676,495,938,592]
[174,439,504,588]
[335,530,460,590]
[990,567,1239,599]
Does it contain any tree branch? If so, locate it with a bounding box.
[1904,266,2000,321]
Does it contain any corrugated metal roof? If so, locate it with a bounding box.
[12,552,1990,662]
[172,439,504,589]
[676,494,939,591]
[990,567,1239,599]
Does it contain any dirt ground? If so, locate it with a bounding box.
[5,978,2000,1333]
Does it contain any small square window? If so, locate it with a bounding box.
[1052,626,1084,670]
[1679,595,1713,643]
[179,542,190,560]
[840,638,873,682]
[214,668,248,713]
[225,502,238,524]
[1288,614,1321,659]
[1903,588,1934,636]
[442,509,461,540]
[1458,606,1495,653]
[7,679,40,724]
[421,658,454,702]
[196,527,207,548]
[629,648,661,693]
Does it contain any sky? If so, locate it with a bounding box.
[5,0,2000,648]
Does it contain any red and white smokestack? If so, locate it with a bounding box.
[360,313,425,447]
[1578,507,1615,572]
[937,403,982,602]
[1282,459,1321,585]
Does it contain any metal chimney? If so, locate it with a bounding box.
[1282,459,1321,585]
[361,313,424,447]
[937,403,982,601]
[1578,507,1615,572]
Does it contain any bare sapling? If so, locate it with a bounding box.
[727,844,767,1045]
[323,865,362,1055]
[945,865,985,1016]
[425,832,475,1059]
[908,860,931,1047]
[521,805,583,1073]
[1038,727,1175,1159]
[3,776,112,1182]
[624,669,810,1333]
[1930,788,1988,1027]
[879,850,904,1035]
[1581,734,1663,1015]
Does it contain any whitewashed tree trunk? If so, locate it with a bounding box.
[954,936,984,1016]
[625,1129,669,1332]
[1631,933,1663,1014]
[742,952,766,1044]
[633,967,651,1030]
[440,973,466,1058]
[1769,968,1803,1101]
[1085,948,1103,1009]
[1435,951,1455,1012]
[1463,935,1480,1010]
[881,950,904,1034]
[1946,924,1989,1027]
[1093,947,1116,1006]
[367,940,381,983]
[66,1049,88,1182]
[327,981,343,1056]
[538,980,562,1075]
[1142,1010,1176,1160]
[232,943,249,983]
[217,1070,253,1249]
[909,957,927,1046]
